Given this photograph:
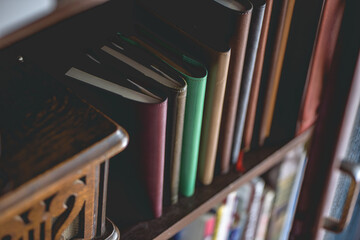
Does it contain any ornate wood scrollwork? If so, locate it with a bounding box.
[0,165,97,240]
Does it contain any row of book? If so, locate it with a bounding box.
[174,144,306,240]
[28,0,322,221]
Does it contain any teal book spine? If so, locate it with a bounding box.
[118,30,207,197]
[179,56,207,197]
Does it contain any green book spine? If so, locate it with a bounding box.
[179,56,207,196]
[119,30,208,196]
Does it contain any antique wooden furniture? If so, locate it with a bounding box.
[0,57,128,239]
[0,1,313,239]
[1,0,358,239]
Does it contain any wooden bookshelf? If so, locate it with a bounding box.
[1,0,338,238]
[119,129,312,240]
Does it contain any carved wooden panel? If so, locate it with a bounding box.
[0,164,98,240]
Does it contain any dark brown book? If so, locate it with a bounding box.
[59,53,168,221]
[136,0,231,185]
[213,0,253,175]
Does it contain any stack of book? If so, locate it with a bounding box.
[174,144,306,240]
[35,0,326,225]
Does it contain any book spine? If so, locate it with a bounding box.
[169,90,187,204]
[258,0,296,145]
[198,49,231,185]
[243,0,273,151]
[231,0,266,165]
[254,189,275,240]
[243,178,265,240]
[203,215,216,239]
[213,192,237,240]
[180,74,207,196]
[217,6,252,174]
[138,100,168,218]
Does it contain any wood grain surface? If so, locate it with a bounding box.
[0,59,128,239]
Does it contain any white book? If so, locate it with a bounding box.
[255,188,275,240]
[243,177,265,240]
[213,192,238,240]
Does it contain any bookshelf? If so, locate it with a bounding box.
[1,0,358,239]
[119,129,311,240]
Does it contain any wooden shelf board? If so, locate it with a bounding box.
[119,129,312,240]
[0,0,109,50]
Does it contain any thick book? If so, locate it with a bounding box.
[214,0,253,174]
[136,0,231,185]
[127,25,208,197]
[60,54,168,220]
[243,0,273,151]
[91,36,187,205]
[258,0,296,145]
[230,0,266,168]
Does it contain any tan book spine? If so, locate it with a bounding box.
[259,0,296,145]
[198,48,231,185]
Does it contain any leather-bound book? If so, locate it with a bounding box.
[61,54,168,220]
[91,36,187,205]
[128,25,208,197]
[230,0,266,167]
[136,0,231,185]
[209,0,252,175]
[258,0,296,145]
[242,0,273,151]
